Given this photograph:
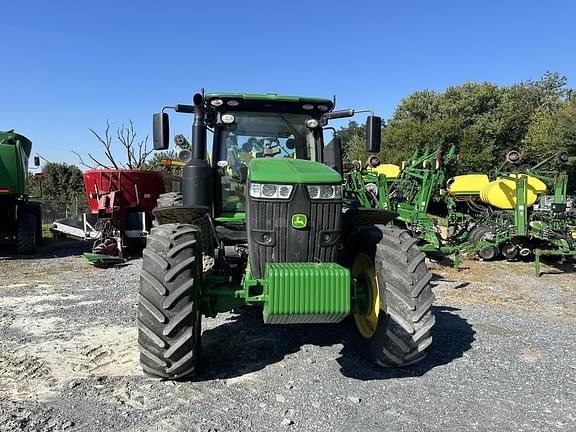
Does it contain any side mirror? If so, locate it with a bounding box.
[324,136,343,175]
[33,156,40,167]
[366,116,381,153]
[153,113,170,150]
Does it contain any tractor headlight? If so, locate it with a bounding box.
[249,183,293,200]
[221,113,236,124]
[307,185,342,200]
[278,185,293,199]
[305,118,320,129]
[261,184,277,198]
[307,185,320,199]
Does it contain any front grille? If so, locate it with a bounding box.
[247,184,342,279]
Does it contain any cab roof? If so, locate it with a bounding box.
[205,92,334,115]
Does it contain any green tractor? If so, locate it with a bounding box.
[0,130,42,254]
[137,93,435,379]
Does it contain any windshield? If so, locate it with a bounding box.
[216,112,321,213]
[218,112,319,163]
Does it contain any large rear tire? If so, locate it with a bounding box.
[137,223,203,379]
[16,211,37,254]
[351,226,435,367]
[28,201,43,245]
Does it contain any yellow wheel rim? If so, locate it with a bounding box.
[352,253,380,338]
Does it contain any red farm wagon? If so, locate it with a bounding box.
[52,169,180,256]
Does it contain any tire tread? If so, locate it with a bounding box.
[137,223,202,379]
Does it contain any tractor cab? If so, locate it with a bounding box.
[207,95,330,216]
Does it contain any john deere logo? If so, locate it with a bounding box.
[291,214,308,229]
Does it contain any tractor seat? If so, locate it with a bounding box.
[215,223,248,242]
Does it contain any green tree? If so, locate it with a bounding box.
[373,73,572,174]
[146,150,184,176]
[336,121,365,158]
[40,162,85,202]
[345,133,369,162]
[26,172,42,197]
[523,92,576,156]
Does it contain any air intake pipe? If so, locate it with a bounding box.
[182,93,212,210]
[192,93,206,160]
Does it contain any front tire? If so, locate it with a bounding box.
[351,226,435,367]
[137,223,203,379]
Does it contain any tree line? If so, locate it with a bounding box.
[30,72,576,200]
[339,72,576,181]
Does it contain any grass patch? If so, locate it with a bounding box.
[42,222,53,239]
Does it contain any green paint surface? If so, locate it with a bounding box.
[249,159,341,184]
[214,212,246,223]
[262,262,351,324]
[0,131,32,196]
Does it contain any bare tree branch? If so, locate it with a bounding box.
[81,119,153,171]
[117,119,141,169]
[71,150,108,170]
[138,135,152,168]
[89,120,121,169]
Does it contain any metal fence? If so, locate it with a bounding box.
[37,197,91,223]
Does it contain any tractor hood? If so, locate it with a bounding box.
[248,159,341,184]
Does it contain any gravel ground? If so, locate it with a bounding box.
[0,241,575,431]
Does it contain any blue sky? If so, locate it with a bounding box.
[2,0,575,167]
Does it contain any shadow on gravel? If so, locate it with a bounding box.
[338,306,476,380]
[431,274,470,290]
[0,239,144,261]
[0,239,91,260]
[538,257,575,276]
[192,305,475,382]
[427,253,461,270]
